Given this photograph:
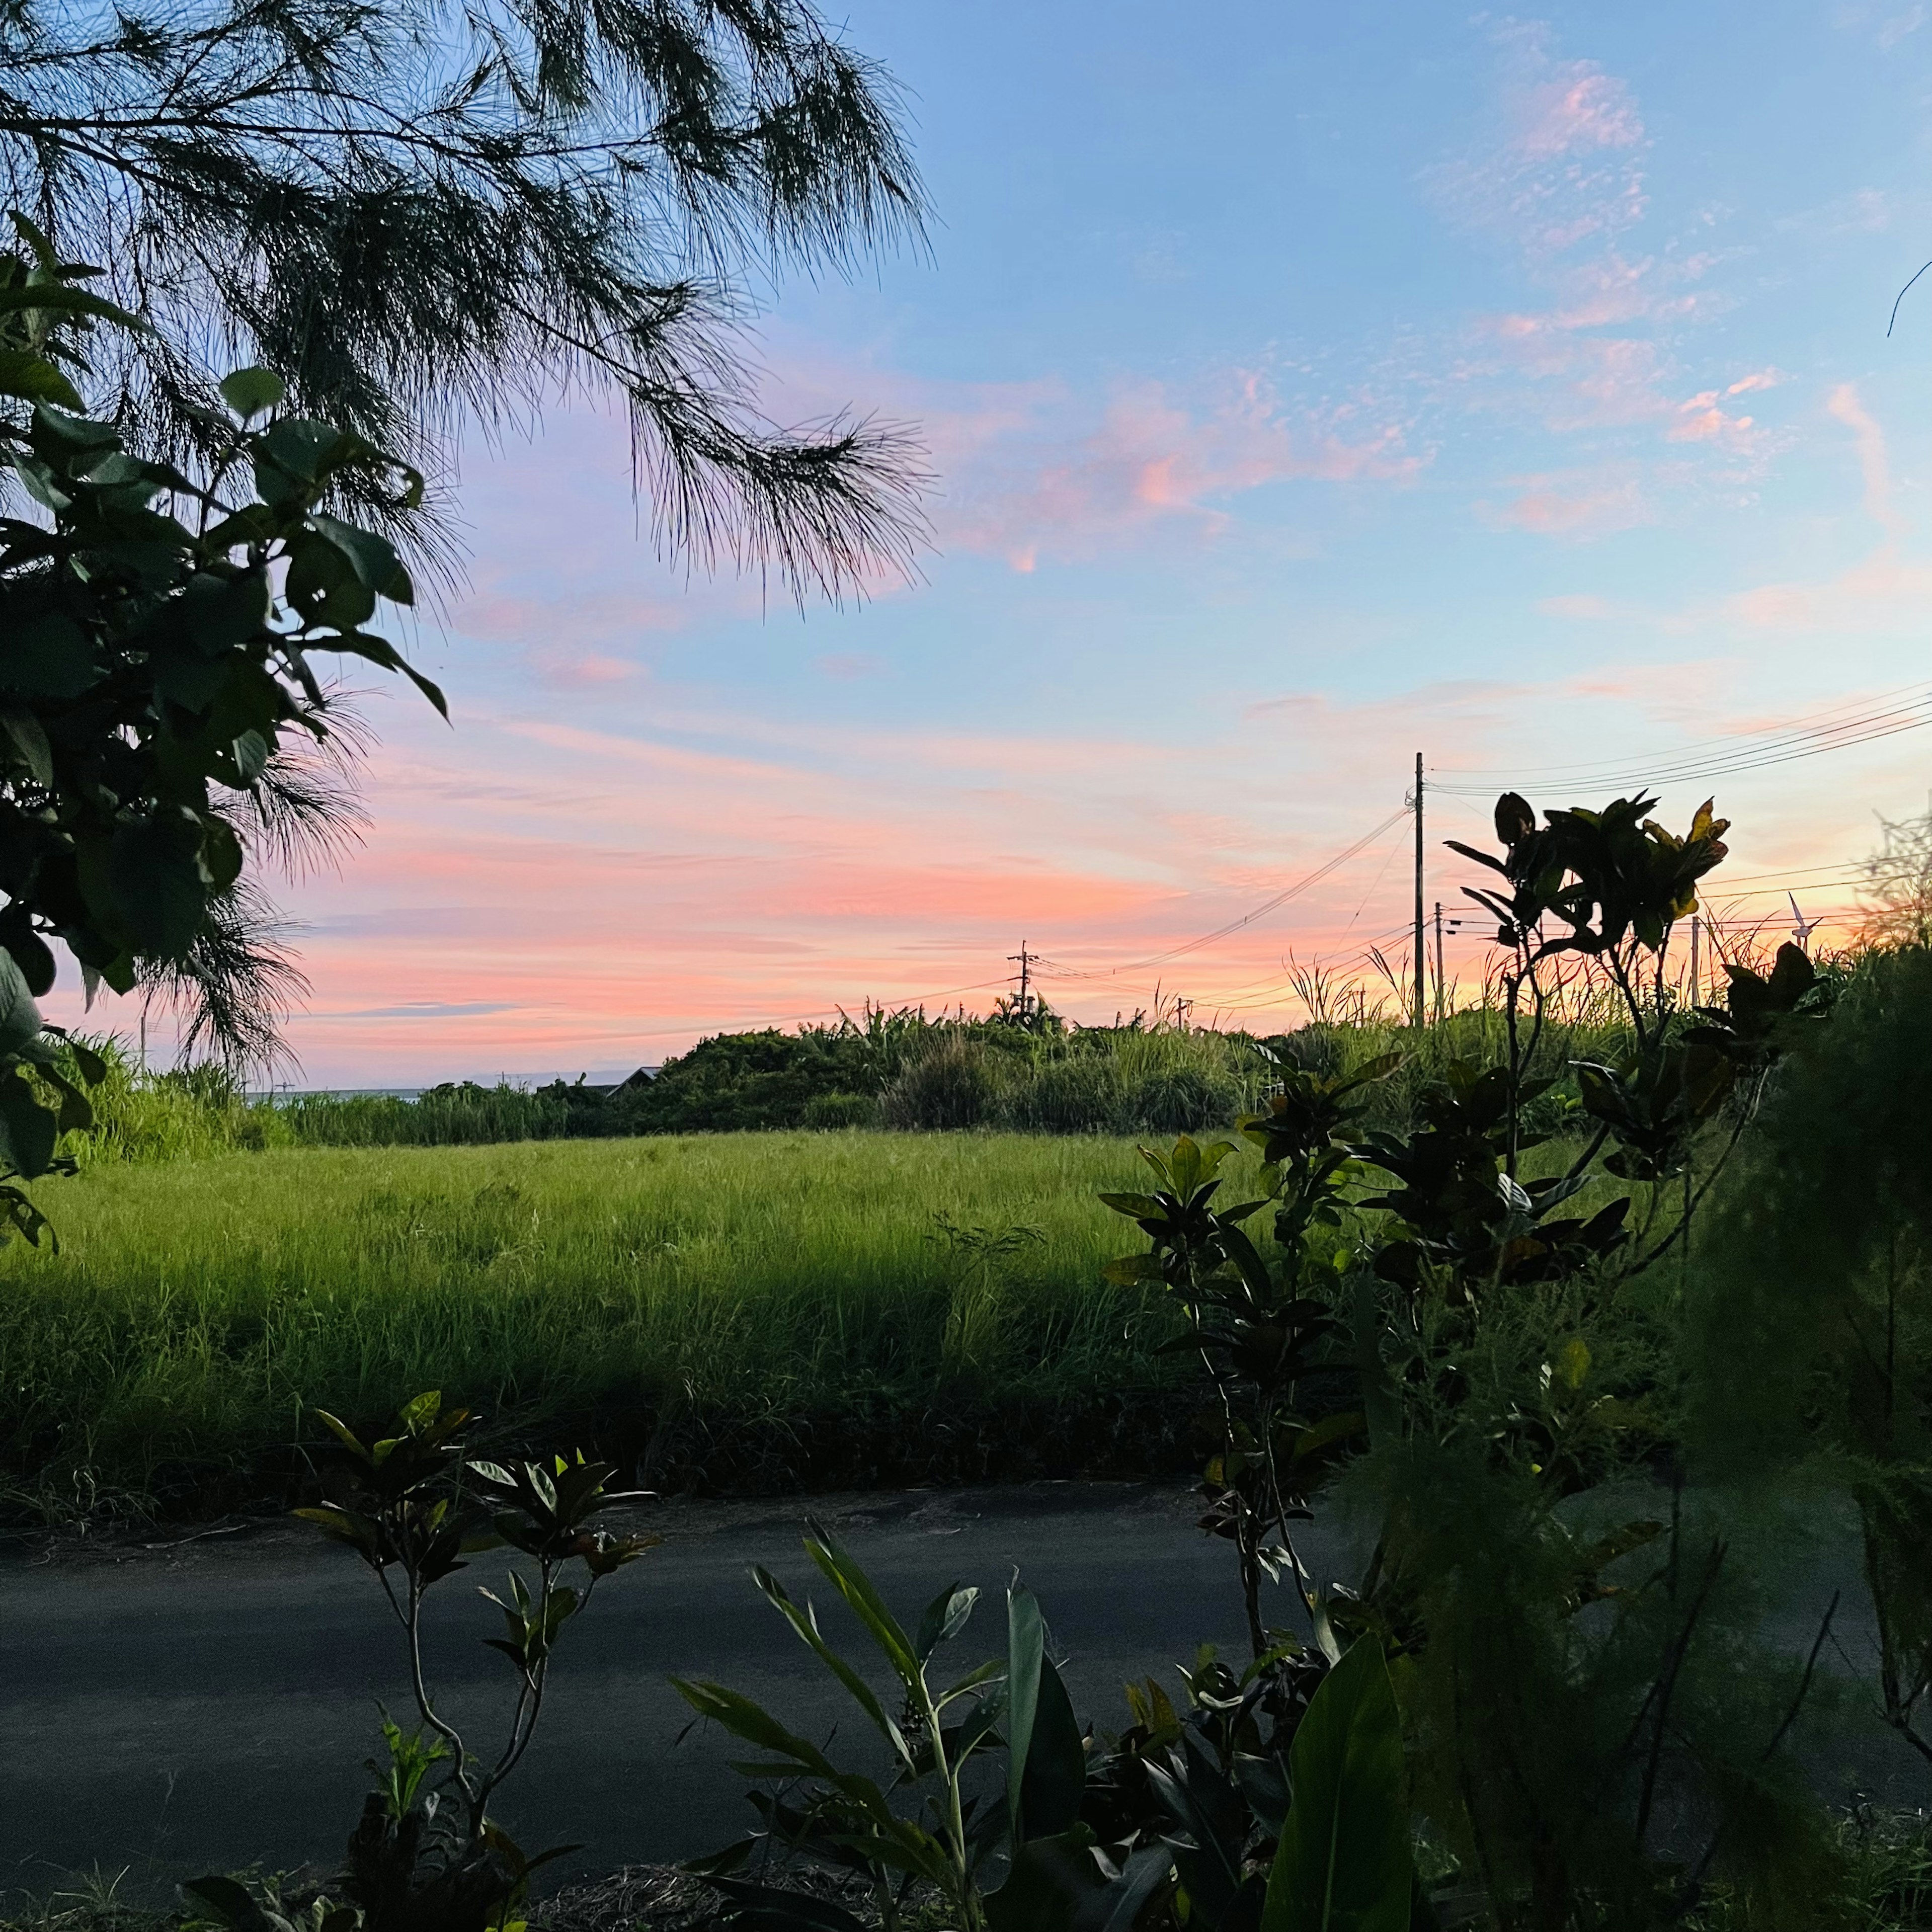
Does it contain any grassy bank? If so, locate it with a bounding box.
[0,1132,1200,1523]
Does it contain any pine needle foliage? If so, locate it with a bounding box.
[0,0,931,593]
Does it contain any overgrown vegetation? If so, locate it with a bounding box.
[0,1132,1196,1523]
[62,990,1673,1157]
[4,35,1931,1920]
[21,797,1932,1931]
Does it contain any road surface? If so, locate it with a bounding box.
[1,1482,1330,1902]
[3,1479,1921,1909]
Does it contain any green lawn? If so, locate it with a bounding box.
[0,1132,1194,1521]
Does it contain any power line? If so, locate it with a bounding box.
[1033,804,1413,984]
[1430,682,1932,797]
[1433,677,1932,780]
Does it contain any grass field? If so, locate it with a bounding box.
[0,1131,1202,1522]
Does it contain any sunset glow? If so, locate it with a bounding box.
[63,4,1932,1082]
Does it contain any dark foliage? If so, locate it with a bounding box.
[621,1029,875,1133]
[0,0,930,597]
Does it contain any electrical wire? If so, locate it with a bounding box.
[1430,681,1932,797]
[1030,804,1413,984]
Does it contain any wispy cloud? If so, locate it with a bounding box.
[1710,385,1932,630]
[943,370,1419,571]
[1422,24,1797,530]
[1425,22,1648,259]
[765,347,1420,574]
[1483,468,1651,539]
[1826,381,1903,539]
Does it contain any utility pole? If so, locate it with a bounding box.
[1433,901,1445,1025]
[1688,914,1700,1011]
[1007,940,1037,1022]
[1412,752,1426,1030]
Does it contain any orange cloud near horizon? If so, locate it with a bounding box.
[56,653,1909,1086]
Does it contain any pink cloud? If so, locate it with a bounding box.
[942,371,1420,571]
[1538,593,1614,618]
[1827,382,1903,540]
[91,648,1892,1083]
[1427,24,1648,259]
[527,651,638,688]
[1518,65,1644,159]
[1709,389,1932,631]
[749,345,1418,576]
[1486,472,1650,539]
[1668,390,1757,444]
[1725,551,1932,630]
[1428,29,1792,508]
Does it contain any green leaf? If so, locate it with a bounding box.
[1,611,97,699]
[987,1836,1173,1932]
[219,367,287,422]
[316,632,448,719]
[310,512,412,604]
[106,810,209,958]
[803,1524,921,1688]
[669,1677,901,1830]
[752,1562,912,1766]
[8,213,59,267]
[0,1069,57,1178]
[229,729,271,784]
[1019,1654,1086,1843]
[179,1875,273,1930]
[0,949,42,1058]
[0,916,56,998]
[1006,1580,1046,1845]
[1261,1638,1413,1932]
[180,570,270,653]
[255,419,340,502]
[0,350,82,411]
[1289,1409,1366,1466]
[29,401,121,458]
[285,529,377,629]
[0,282,151,332]
[197,813,244,894]
[0,702,52,786]
[915,1581,978,1662]
[38,1066,93,1135]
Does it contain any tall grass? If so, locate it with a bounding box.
[0,1133,1193,1522]
[273,1083,572,1146]
[56,992,1661,1167]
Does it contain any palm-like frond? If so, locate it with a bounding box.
[135,878,310,1078]
[0,0,931,598]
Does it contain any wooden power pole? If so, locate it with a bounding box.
[1412,752,1426,1030]
[1434,901,1445,1025]
[1008,940,1036,1021]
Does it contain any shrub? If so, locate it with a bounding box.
[879,1036,998,1130]
[1000,1057,1126,1134]
[1125,1065,1243,1134]
[801,1090,878,1130]
[626,1030,872,1133]
[1268,1023,1344,1077]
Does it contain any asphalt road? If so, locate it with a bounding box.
[2,1482,1346,1903]
[5,1479,1924,1910]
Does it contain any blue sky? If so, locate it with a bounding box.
[130,2,1932,1081]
